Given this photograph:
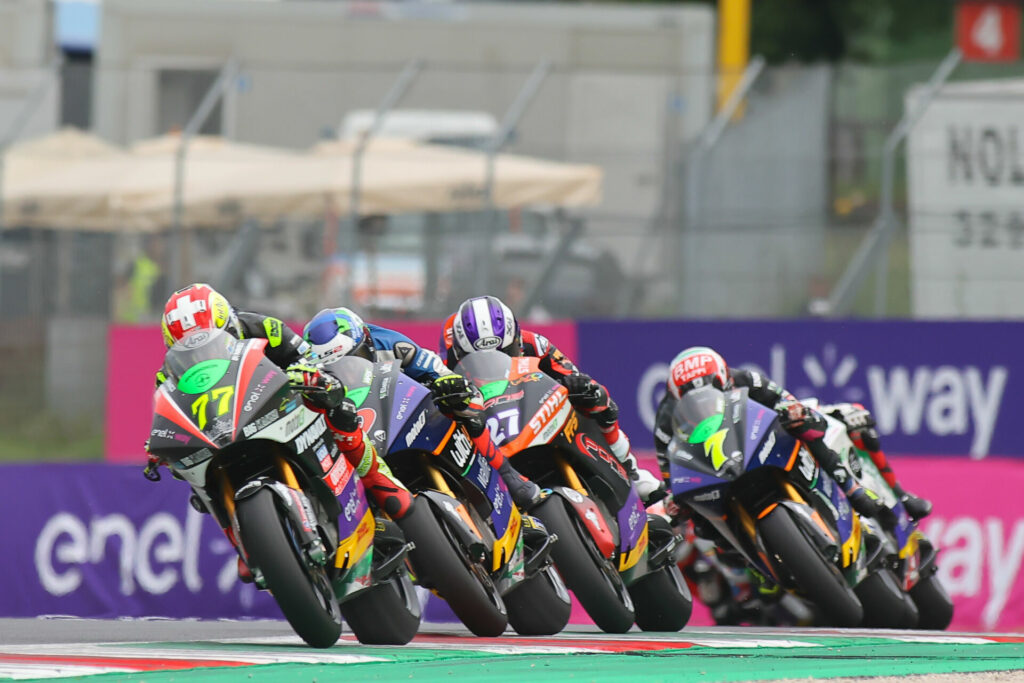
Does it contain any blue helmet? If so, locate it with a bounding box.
[302,307,374,363]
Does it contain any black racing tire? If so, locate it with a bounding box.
[505,564,572,636]
[910,573,955,630]
[758,506,863,628]
[340,569,421,645]
[628,564,693,632]
[855,568,920,629]
[398,498,508,637]
[236,488,342,648]
[532,495,635,633]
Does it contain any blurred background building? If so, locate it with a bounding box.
[2,0,1024,460]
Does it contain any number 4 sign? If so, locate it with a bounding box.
[956,1,1021,62]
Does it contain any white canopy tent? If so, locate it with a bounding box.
[1,130,602,231]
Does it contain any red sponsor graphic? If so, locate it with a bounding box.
[671,352,720,388]
[357,407,377,432]
[326,456,354,495]
[957,1,1021,62]
[575,433,627,481]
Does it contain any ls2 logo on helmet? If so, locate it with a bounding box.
[473,336,502,351]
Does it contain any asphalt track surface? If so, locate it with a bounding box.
[2,618,1023,682]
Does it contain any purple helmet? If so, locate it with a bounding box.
[451,296,521,360]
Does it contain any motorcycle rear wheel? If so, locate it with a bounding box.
[399,498,508,637]
[910,573,954,630]
[758,506,863,627]
[236,488,342,648]
[505,564,572,636]
[855,568,920,629]
[533,495,635,633]
[628,564,693,632]
[340,570,421,644]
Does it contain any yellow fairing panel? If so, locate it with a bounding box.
[618,524,649,572]
[335,507,375,570]
[492,505,522,572]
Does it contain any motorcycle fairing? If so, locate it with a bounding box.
[616,488,650,572]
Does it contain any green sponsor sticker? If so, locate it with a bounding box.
[688,413,724,444]
[177,359,231,394]
[479,380,509,401]
[347,386,370,408]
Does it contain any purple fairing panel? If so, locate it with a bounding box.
[334,471,368,542]
[386,373,433,451]
[463,453,512,541]
[743,401,775,462]
[615,487,647,553]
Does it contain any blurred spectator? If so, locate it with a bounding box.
[115,234,167,323]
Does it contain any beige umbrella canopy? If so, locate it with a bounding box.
[1,127,134,230]
[3,130,602,230]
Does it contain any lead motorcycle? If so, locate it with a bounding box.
[666,385,916,628]
[147,329,420,647]
[454,349,692,633]
[321,355,571,637]
[814,402,954,629]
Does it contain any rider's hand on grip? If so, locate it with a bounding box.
[776,401,813,431]
[286,363,344,409]
[564,372,603,409]
[326,397,360,434]
[431,374,474,415]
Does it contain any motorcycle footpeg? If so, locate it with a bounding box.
[372,541,416,582]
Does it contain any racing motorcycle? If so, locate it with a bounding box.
[147,329,420,648]
[815,402,954,630]
[666,385,917,628]
[321,355,571,637]
[454,349,692,633]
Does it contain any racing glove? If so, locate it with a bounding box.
[564,372,606,409]
[286,363,344,410]
[431,374,475,416]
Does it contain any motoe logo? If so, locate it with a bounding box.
[637,343,1008,458]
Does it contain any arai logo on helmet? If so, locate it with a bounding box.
[473,336,502,351]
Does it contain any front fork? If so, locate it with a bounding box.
[227,456,328,587]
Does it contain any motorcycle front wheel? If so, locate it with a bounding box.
[628,564,693,632]
[236,488,342,648]
[505,564,572,636]
[910,572,955,630]
[340,568,421,645]
[533,495,635,633]
[758,506,863,627]
[398,497,508,637]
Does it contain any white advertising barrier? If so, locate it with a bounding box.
[906,78,1024,317]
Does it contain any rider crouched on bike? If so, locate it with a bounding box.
[302,306,543,509]
[440,295,664,502]
[150,284,414,522]
[653,346,931,521]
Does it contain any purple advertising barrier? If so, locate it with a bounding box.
[577,320,1021,457]
[0,464,280,619]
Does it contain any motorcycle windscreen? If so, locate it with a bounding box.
[669,387,744,481]
[150,329,286,454]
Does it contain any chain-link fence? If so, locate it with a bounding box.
[4,50,1024,461]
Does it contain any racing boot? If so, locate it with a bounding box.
[326,399,414,519]
[604,427,665,503]
[894,484,932,521]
